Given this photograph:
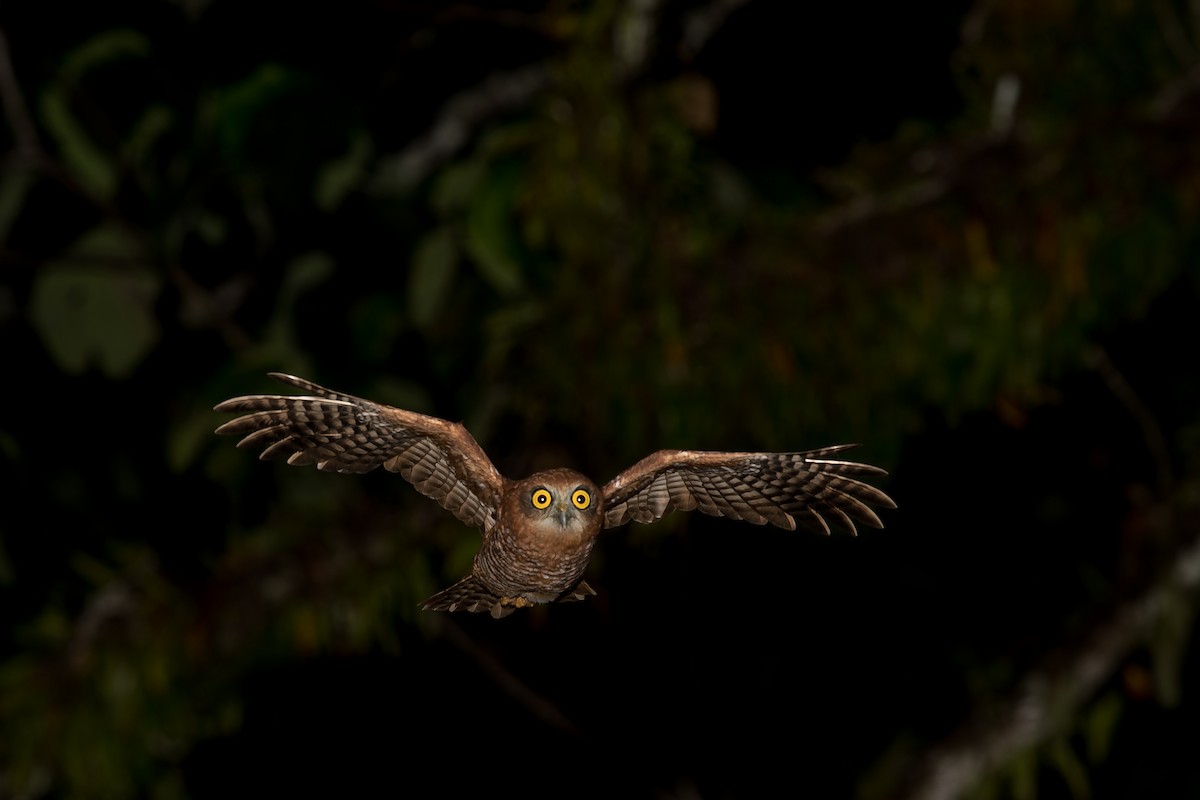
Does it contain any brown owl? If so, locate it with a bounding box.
[215,373,895,618]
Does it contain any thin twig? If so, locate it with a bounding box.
[435,615,583,736]
[1086,344,1175,492]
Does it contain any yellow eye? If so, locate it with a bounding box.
[531,488,552,509]
[572,488,591,509]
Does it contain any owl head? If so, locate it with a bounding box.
[512,467,602,536]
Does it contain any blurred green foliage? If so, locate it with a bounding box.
[3,0,1200,798]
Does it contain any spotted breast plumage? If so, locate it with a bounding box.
[214,373,896,618]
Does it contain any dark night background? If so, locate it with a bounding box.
[2,1,1200,798]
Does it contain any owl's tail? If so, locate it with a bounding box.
[420,576,509,618]
[420,576,597,619]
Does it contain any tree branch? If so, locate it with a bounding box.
[434,616,582,736]
[895,486,1199,799]
[892,352,1193,798]
[370,65,551,193]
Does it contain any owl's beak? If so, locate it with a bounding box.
[553,504,572,529]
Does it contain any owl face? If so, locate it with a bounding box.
[516,468,602,537]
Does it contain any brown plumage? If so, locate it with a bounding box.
[214,373,896,618]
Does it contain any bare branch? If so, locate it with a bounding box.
[371,0,759,194]
[894,484,1200,800]
[435,616,583,736]
[370,65,551,193]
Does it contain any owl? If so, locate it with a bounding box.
[215,373,895,618]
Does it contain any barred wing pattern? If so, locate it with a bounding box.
[214,373,503,532]
[601,446,895,535]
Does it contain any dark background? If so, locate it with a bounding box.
[2,1,1200,797]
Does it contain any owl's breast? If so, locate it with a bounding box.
[472,513,599,600]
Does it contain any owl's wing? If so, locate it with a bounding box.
[214,373,503,532]
[600,445,895,535]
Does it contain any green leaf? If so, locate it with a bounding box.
[29,226,159,378]
[123,104,174,168]
[39,29,151,199]
[210,63,291,164]
[1008,748,1037,800]
[280,250,333,303]
[431,159,487,216]
[1047,738,1090,799]
[256,251,334,363]
[1083,691,1123,764]
[167,404,219,474]
[407,227,458,329]
[315,132,373,211]
[62,29,149,77]
[464,162,525,296]
[1150,589,1193,708]
[40,90,116,200]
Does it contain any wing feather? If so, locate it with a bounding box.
[681,470,724,518]
[601,445,895,535]
[215,373,503,532]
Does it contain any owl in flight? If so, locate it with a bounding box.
[215,373,895,618]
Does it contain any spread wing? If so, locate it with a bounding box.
[214,373,504,532]
[600,445,895,535]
